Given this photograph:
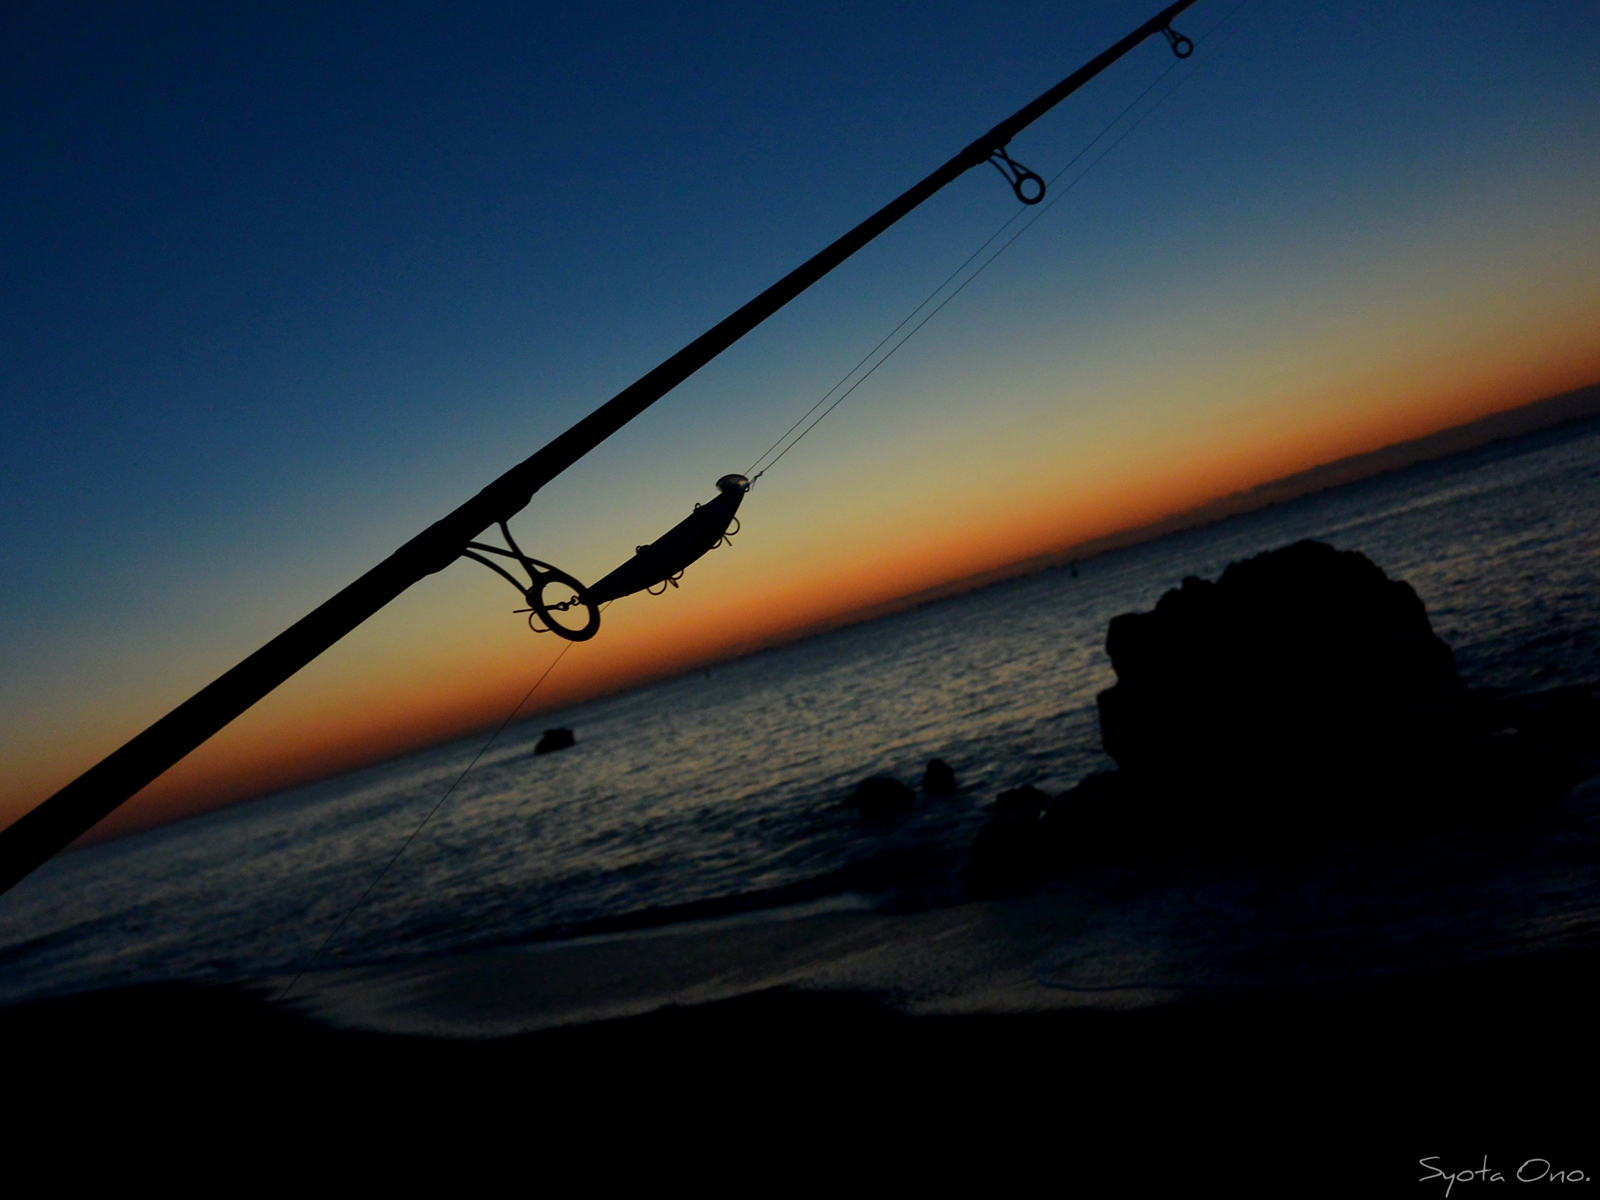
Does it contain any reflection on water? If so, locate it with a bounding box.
[3,420,1600,1008]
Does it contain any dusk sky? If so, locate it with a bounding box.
[4,0,1598,840]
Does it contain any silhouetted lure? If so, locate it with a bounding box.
[462,474,750,642]
[588,474,749,605]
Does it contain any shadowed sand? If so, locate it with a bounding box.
[276,894,1098,1038]
[281,770,1600,1041]
[5,941,1595,1173]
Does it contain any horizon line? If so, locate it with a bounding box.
[59,377,1598,850]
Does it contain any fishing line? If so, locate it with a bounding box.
[741,51,1198,479]
[747,0,1259,481]
[275,621,594,1001]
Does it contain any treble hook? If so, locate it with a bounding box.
[1162,26,1194,58]
[988,146,1045,205]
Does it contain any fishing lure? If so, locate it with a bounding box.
[461,474,751,641]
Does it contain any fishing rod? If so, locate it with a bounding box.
[0,0,1201,896]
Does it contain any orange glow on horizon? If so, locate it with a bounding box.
[13,355,1600,847]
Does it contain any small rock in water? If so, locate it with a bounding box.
[923,758,958,795]
[534,728,576,755]
[847,776,915,817]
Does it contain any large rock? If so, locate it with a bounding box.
[965,541,1598,892]
[1097,540,1467,806]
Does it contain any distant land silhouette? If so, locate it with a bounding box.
[796,381,1600,638]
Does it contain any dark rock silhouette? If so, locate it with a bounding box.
[923,759,958,796]
[847,776,915,818]
[992,785,1049,814]
[1098,540,1465,798]
[1497,686,1600,760]
[966,540,1600,893]
[534,728,576,755]
[963,786,1051,894]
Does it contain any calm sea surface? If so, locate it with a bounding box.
[4,419,1600,1008]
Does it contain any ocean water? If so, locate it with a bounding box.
[3,418,1600,1010]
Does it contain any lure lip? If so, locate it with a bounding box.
[716,473,752,494]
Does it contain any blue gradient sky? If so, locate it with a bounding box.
[4,0,1599,836]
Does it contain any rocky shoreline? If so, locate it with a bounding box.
[950,541,1600,894]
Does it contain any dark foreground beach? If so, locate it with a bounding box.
[7,941,1596,1184]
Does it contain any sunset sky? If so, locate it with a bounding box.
[4,0,1599,841]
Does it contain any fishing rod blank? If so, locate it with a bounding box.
[0,0,1201,896]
